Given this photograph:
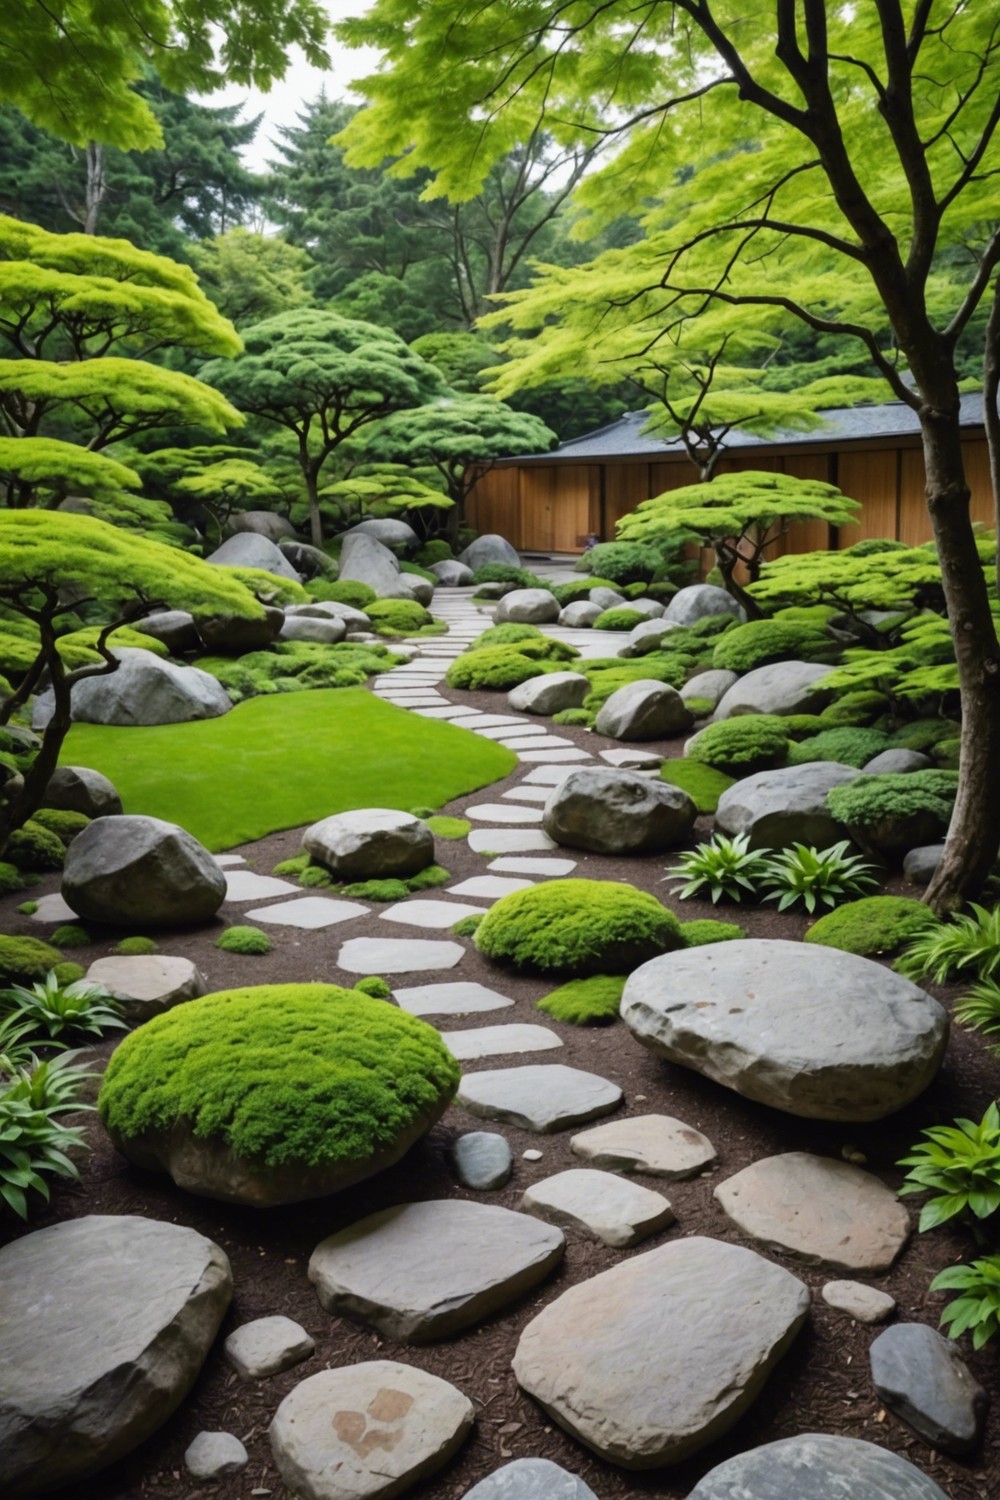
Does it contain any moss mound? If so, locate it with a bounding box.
[6,820,66,871]
[216,925,272,955]
[659,758,734,813]
[681,918,745,947]
[787,726,890,768]
[99,984,461,1171]
[115,936,157,956]
[537,974,625,1025]
[31,808,91,844]
[364,598,437,636]
[826,770,958,839]
[354,976,391,999]
[49,924,91,948]
[446,647,559,691]
[0,934,63,982]
[687,715,790,774]
[426,815,471,839]
[552,707,591,726]
[592,607,649,631]
[804,896,939,956]
[475,879,684,976]
[712,619,836,672]
[308,579,376,609]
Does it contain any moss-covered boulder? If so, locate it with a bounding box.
[475,879,684,976]
[98,985,460,1206]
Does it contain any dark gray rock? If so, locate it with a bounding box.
[715,760,860,849]
[430,559,474,586]
[460,534,521,570]
[62,815,226,926]
[620,618,682,656]
[862,748,933,774]
[303,808,434,879]
[495,588,560,624]
[594,679,693,740]
[277,538,337,579]
[664,584,746,626]
[278,614,347,644]
[133,609,200,653]
[904,844,947,884]
[543,767,697,855]
[286,599,370,630]
[870,1322,989,1454]
[589,586,627,611]
[196,606,284,653]
[713,660,835,718]
[43,764,122,818]
[225,509,297,543]
[205,531,301,580]
[687,1433,951,1499]
[508,672,589,715]
[35,648,232,729]
[452,1132,513,1190]
[338,531,402,596]
[461,1458,599,1499]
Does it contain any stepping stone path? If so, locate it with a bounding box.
[184,1431,248,1481]
[461,1457,599,1499]
[687,1434,951,1499]
[269,1361,474,1500]
[467,802,545,822]
[224,1315,315,1379]
[448,874,536,898]
[459,1064,623,1133]
[490,855,577,875]
[452,1131,513,1190]
[30,891,79,922]
[308,1200,565,1342]
[521,1167,675,1247]
[248,895,369,928]
[85,954,206,1021]
[870,1323,989,1454]
[223,869,299,902]
[378,898,487,929]
[338,937,466,973]
[715,1152,911,1272]
[468,828,557,853]
[442,1023,562,1060]
[512,1236,809,1467]
[0,1215,232,1496]
[392,980,514,1015]
[570,1113,717,1179]
[822,1280,896,1323]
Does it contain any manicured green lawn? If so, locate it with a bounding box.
[62,688,516,851]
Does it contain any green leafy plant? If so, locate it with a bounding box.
[954,979,1000,1045]
[666,833,773,904]
[899,1103,1000,1232]
[0,1056,91,1218]
[896,903,1000,984]
[762,841,879,914]
[931,1257,1000,1349]
[0,972,125,1041]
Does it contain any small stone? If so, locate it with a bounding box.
[523,1149,543,1162]
[224,870,299,902]
[224,1315,315,1380]
[452,1132,513,1190]
[687,1433,951,1499]
[247,896,369,929]
[84,955,206,1022]
[304,808,433,880]
[458,1064,623,1133]
[508,673,590,715]
[379,899,489,929]
[184,1431,248,1482]
[522,1168,674,1248]
[870,1322,989,1455]
[461,1457,599,1499]
[468,828,558,853]
[570,1114,716,1180]
[822,1281,896,1323]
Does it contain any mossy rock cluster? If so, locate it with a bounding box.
[446,647,561,692]
[712,619,838,673]
[659,759,734,813]
[474,879,684,976]
[787,726,890,768]
[687,715,790,775]
[826,770,959,856]
[98,984,461,1206]
[198,640,399,703]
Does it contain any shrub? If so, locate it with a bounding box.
[49,925,90,948]
[782,713,828,738]
[54,963,85,984]
[98,984,461,1169]
[712,620,836,672]
[592,607,648,631]
[470,623,546,649]
[0,1068,89,1218]
[762,841,879,914]
[787,727,891,768]
[340,878,410,901]
[552,708,592,726]
[666,833,773,904]
[891,718,960,752]
[446,648,559,692]
[659,759,733,813]
[415,540,453,567]
[470,563,543,587]
[16,901,38,916]
[580,542,664,585]
[895,902,1000,983]
[537,975,625,1025]
[198,641,398,702]
[899,1102,1000,1232]
[30,809,91,845]
[115,936,157,956]
[827,770,958,845]
[475,879,684,975]
[216,925,272,955]
[452,914,484,937]
[407,865,451,890]
[551,576,619,605]
[681,918,745,947]
[308,579,377,609]
[804,896,939,956]
[354,976,391,999]
[818,690,891,726]
[0,972,124,1041]
[0,864,33,897]
[364,599,436,636]
[0,936,64,984]
[582,655,690,714]
[686,715,790,774]
[6,821,66,871]
[931,1257,1000,1349]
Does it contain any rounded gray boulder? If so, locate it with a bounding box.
[595,680,693,741]
[494,588,560,624]
[205,531,301,580]
[460,533,520,570]
[430,559,474,586]
[304,808,434,880]
[48,649,232,728]
[43,764,122,819]
[543,767,697,854]
[664,584,746,626]
[62,815,226,926]
[508,672,589,715]
[278,614,347,645]
[715,760,860,849]
[687,1434,951,1499]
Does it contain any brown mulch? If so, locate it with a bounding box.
[2,685,999,1500]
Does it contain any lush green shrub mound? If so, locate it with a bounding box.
[216,925,272,955]
[99,984,461,1169]
[592,607,649,631]
[819,690,890,726]
[354,976,391,998]
[582,655,692,714]
[787,726,891,768]
[50,924,90,948]
[30,808,91,844]
[0,863,35,897]
[687,715,790,774]
[580,541,664,584]
[475,879,684,975]
[537,974,626,1024]
[307,579,377,609]
[551,576,618,605]
[6,820,66,871]
[470,623,546,649]
[426,815,471,839]
[827,771,958,834]
[471,564,545,592]
[804,896,939,956]
[198,641,399,702]
[415,540,453,567]
[451,914,484,937]
[446,647,558,691]
[712,620,836,672]
[552,708,591,726]
[0,935,64,982]
[364,599,437,636]
[659,759,733,813]
[681,918,745,947]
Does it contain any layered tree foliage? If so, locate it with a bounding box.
[337,1,1000,910]
[318,466,452,535]
[190,230,312,326]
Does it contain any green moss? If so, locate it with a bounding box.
[782,713,829,738]
[198,641,399,702]
[98,984,461,1168]
[6,820,66,871]
[340,878,411,901]
[31,808,91,844]
[16,900,38,915]
[537,974,625,1025]
[935,735,961,769]
[307,579,377,609]
[681,918,745,947]
[471,563,543,588]
[0,863,32,896]
[551,576,618,605]
[826,770,958,834]
[446,647,559,691]
[712,620,837,673]
[683,696,714,717]
[0,934,63,982]
[471,623,545,649]
[365,598,438,636]
[354,976,391,999]
[49,924,91,948]
[400,560,437,582]
[273,854,310,876]
[475,878,684,976]
[818,690,892,726]
[787,726,891,768]
[407,864,451,890]
[891,718,960,752]
[216,925,272,955]
[582,653,691,714]
[659,759,734,813]
[552,708,592,726]
[592,607,648,631]
[804,896,939,956]
[426,816,471,839]
[581,541,664,585]
[299,865,333,887]
[54,962,85,983]
[451,914,484,936]
[415,540,453,567]
[687,716,790,774]
[115,936,157,955]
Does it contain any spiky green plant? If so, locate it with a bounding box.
[665,832,772,904]
[762,841,879,914]
[895,903,1000,983]
[0,972,125,1041]
[898,1102,1000,1231]
[932,1257,1000,1349]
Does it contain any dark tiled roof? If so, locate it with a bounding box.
[510,390,986,462]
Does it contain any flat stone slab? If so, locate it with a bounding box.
[870,1323,989,1455]
[622,940,948,1122]
[213,854,245,867]
[378,899,487,930]
[338,937,466,973]
[85,954,206,1021]
[522,1167,674,1248]
[248,896,370,929]
[468,829,557,853]
[270,1360,474,1500]
[442,1024,563,1061]
[458,1064,623,1133]
[474,724,549,740]
[224,870,300,902]
[0,1215,232,1496]
[512,1236,809,1468]
[513,749,592,763]
[448,875,536,898]
[467,803,545,823]
[309,1200,565,1342]
[29,891,77,922]
[224,1315,315,1380]
[501,786,551,802]
[452,1132,513,1191]
[521,766,579,785]
[714,1152,910,1272]
[570,1114,716,1180]
[501,735,577,751]
[184,1431,248,1481]
[822,1280,896,1323]
[687,1434,952,1499]
[461,1457,599,1499]
[599,749,663,768]
[489,856,578,876]
[392,980,514,1016]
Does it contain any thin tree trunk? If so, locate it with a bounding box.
[303,458,323,550]
[715,544,762,619]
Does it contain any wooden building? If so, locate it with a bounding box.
[468,392,991,556]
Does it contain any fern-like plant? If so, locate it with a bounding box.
[898,1102,1000,1231]
[0,972,125,1041]
[0,1058,91,1219]
[762,841,879,914]
[665,833,772,904]
[954,979,1000,1044]
[895,903,1000,984]
[932,1257,1000,1349]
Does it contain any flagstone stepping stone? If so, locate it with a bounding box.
[449,875,536,898]
[213,853,245,867]
[392,698,448,708]
[0,1215,232,1496]
[714,1152,910,1272]
[468,828,557,853]
[85,954,206,1021]
[502,735,577,750]
[570,1113,717,1180]
[248,896,370,929]
[508,672,590,715]
[522,1167,674,1248]
[393,980,514,1016]
[185,1431,248,1481]
[687,1434,951,1499]
[512,1236,808,1468]
[489,856,578,875]
[822,1280,896,1323]
[461,1458,599,1499]
[452,1132,513,1190]
[502,786,551,801]
[270,1360,474,1500]
[599,748,663,769]
[309,1200,565,1342]
[338,937,466,973]
[305,809,434,880]
[224,870,300,902]
[622,939,948,1121]
[29,890,78,922]
[449,714,523,728]
[467,803,545,823]
[870,1323,989,1455]
[443,1024,563,1061]
[379,899,487,930]
[224,1315,315,1380]
[517,748,593,762]
[475,724,549,740]
[522,765,579,785]
[415,705,473,718]
[458,1064,623,1133]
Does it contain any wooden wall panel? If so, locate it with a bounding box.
[467,466,521,546]
[897,449,931,545]
[781,451,838,556]
[836,449,898,546]
[519,465,593,554]
[604,462,653,537]
[964,440,994,529]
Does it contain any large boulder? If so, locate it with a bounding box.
[225,509,297,542]
[196,607,284,654]
[429,559,474,587]
[337,531,402,596]
[543,767,697,855]
[62,815,227,926]
[304,808,434,880]
[713,660,835,718]
[0,1215,232,1497]
[508,672,589,715]
[664,584,746,626]
[715,761,860,849]
[687,1434,952,1500]
[619,619,681,657]
[594,680,693,741]
[343,518,419,554]
[393,572,435,606]
[494,588,560,624]
[589,586,627,611]
[862,748,933,775]
[132,609,201,654]
[278,614,347,645]
[460,534,520,570]
[622,938,948,1121]
[205,532,301,581]
[559,601,602,628]
[277,538,337,580]
[43,765,122,819]
[681,668,738,710]
[35,649,232,729]
[286,600,371,630]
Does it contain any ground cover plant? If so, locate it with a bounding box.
[61,688,516,850]
[804,897,940,957]
[666,833,773,904]
[686,716,791,775]
[475,878,683,975]
[536,974,626,1025]
[658,759,734,814]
